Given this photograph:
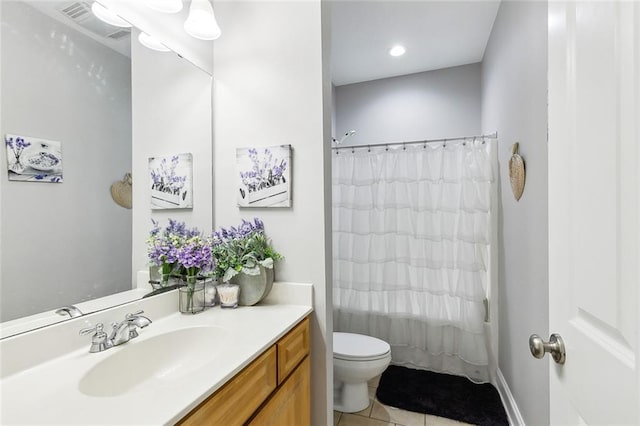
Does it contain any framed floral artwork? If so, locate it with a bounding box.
[237,145,291,208]
[5,134,63,183]
[149,153,193,210]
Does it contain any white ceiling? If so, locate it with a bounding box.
[331,0,501,86]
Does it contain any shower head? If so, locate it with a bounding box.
[332,130,356,145]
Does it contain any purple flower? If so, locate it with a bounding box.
[147,219,203,267]
[239,147,288,193]
[177,240,212,270]
[150,155,187,195]
[5,136,31,161]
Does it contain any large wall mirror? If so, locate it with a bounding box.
[0,0,213,337]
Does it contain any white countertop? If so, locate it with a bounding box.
[0,283,312,425]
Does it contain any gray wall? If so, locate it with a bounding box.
[212,1,331,424]
[334,63,481,146]
[0,1,132,321]
[481,1,549,424]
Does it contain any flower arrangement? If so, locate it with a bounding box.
[147,219,203,283]
[150,155,188,197]
[176,234,213,283]
[239,148,287,194]
[5,136,31,171]
[211,218,283,282]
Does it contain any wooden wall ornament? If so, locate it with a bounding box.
[509,142,525,201]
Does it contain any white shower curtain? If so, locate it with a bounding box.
[333,140,494,383]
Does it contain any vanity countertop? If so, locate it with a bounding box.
[0,283,312,425]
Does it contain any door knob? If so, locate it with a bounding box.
[529,333,566,364]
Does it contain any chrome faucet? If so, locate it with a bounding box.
[109,310,152,346]
[79,310,152,353]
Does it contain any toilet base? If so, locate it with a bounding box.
[334,381,370,413]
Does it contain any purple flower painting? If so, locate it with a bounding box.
[5,134,63,183]
[236,145,291,208]
[149,153,193,210]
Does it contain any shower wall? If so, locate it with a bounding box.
[333,63,481,146]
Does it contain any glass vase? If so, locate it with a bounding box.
[179,276,205,314]
[203,277,219,308]
[149,263,180,289]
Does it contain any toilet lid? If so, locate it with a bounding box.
[334,332,390,361]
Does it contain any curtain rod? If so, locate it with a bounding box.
[331,131,498,151]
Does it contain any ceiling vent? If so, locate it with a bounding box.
[107,29,131,40]
[56,1,131,40]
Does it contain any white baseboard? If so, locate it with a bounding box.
[496,369,525,426]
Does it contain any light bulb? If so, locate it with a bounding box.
[184,0,221,41]
[138,32,170,52]
[145,0,183,14]
[389,45,406,57]
[91,2,131,28]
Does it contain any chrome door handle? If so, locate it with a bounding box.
[529,333,566,364]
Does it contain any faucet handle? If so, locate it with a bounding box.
[79,323,113,353]
[79,323,105,336]
[126,310,145,319]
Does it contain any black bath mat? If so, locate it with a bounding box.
[376,365,508,426]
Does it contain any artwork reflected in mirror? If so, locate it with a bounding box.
[5,134,63,183]
[149,153,193,210]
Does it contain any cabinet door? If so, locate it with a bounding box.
[249,356,310,426]
[179,346,277,426]
[277,317,310,384]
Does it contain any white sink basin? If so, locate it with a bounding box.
[79,326,227,397]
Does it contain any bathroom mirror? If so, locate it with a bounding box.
[0,0,213,338]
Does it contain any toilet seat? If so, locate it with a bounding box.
[334,332,391,361]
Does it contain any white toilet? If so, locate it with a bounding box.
[333,332,392,413]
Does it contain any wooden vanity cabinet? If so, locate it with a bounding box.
[178,316,310,426]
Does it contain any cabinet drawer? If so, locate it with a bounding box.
[277,317,309,384]
[179,346,277,426]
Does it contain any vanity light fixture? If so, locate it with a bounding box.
[184,0,221,40]
[91,2,131,28]
[138,32,171,52]
[145,0,183,14]
[389,45,406,57]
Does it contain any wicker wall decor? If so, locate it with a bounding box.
[508,142,525,201]
[110,172,132,209]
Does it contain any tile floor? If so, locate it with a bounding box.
[333,375,473,426]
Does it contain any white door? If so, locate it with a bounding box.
[547,1,640,424]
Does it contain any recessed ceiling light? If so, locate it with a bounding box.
[389,45,406,57]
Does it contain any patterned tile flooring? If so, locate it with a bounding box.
[334,375,473,426]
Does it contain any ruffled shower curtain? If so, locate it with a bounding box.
[333,140,494,383]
